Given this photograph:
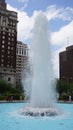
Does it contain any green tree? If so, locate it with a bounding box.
[56,79,68,96]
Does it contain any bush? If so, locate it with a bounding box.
[13,94,24,100]
[59,94,69,101]
[0,78,25,100]
[0,95,5,100]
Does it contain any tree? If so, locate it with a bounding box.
[56,79,68,96]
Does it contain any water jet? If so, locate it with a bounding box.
[22,12,61,116]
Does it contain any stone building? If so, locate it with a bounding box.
[0,0,18,85]
[16,41,29,85]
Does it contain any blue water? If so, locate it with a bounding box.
[0,103,73,130]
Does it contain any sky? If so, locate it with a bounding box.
[6,0,73,78]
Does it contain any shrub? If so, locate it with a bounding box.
[0,95,5,100]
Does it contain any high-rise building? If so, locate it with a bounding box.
[16,41,29,85]
[0,0,18,85]
[59,45,73,83]
[0,0,6,9]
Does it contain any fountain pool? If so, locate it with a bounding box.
[0,103,73,130]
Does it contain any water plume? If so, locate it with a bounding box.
[30,12,56,107]
[20,12,61,116]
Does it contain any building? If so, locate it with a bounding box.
[16,41,29,85]
[0,0,18,85]
[59,45,73,83]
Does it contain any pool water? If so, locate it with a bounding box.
[0,103,73,130]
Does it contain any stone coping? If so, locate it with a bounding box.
[0,100,25,103]
[0,100,73,104]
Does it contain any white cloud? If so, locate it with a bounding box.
[46,5,73,21]
[7,4,18,12]
[51,20,73,78]
[7,4,73,78]
[7,4,73,45]
[17,10,41,41]
[7,4,42,42]
[51,20,73,46]
[17,0,28,3]
[7,4,37,42]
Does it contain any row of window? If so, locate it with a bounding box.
[16,49,28,56]
[2,19,16,28]
[0,27,15,33]
[1,44,14,50]
[0,63,13,68]
[1,32,14,37]
[1,36,14,41]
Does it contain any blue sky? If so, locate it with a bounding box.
[6,0,73,14]
[6,0,73,77]
[6,0,73,41]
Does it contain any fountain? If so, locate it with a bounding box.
[0,12,72,130]
[21,12,61,116]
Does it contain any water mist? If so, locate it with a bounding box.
[20,12,61,116]
[30,12,56,107]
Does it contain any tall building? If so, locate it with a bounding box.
[16,41,29,85]
[59,45,73,83]
[0,0,18,85]
[0,0,6,9]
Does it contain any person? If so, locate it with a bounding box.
[69,95,71,101]
[11,96,13,101]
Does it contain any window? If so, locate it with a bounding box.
[3,21,6,26]
[11,56,13,58]
[7,55,10,58]
[2,40,5,44]
[3,27,5,30]
[3,17,6,21]
[8,51,10,54]
[13,22,15,26]
[2,36,5,39]
[1,55,4,58]
[8,77,11,81]
[1,59,4,62]
[22,50,23,55]
[11,47,13,50]
[8,37,10,40]
[8,42,10,45]
[9,29,11,32]
[7,64,9,67]
[12,33,14,37]
[10,65,13,68]
[2,45,4,48]
[12,38,14,41]
[8,33,11,36]
[16,50,18,54]
[24,50,26,55]
[3,32,5,35]
[10,21,12,25]
[8,46,10,49]
[2,49,4,52]
[1,64,3,67]
[12,30,14,33]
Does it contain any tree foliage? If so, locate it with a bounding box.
[0,78,24,97]
[56,79,73,100]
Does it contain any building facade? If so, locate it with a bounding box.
[0,0,18,85]
[16,41,29,85]
[59,45,73,83]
